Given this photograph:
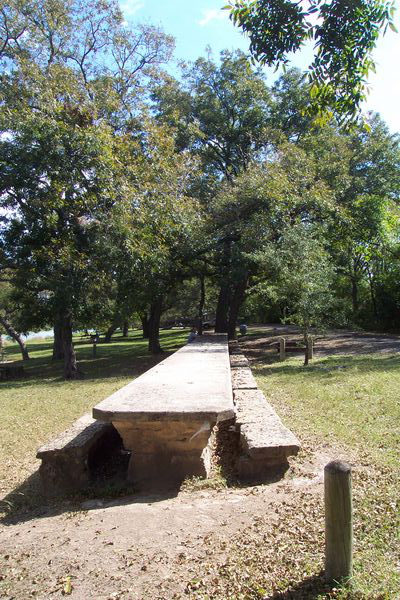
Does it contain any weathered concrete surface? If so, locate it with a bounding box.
[231,367,258,390]
[93,335,233,423]
[37,414,118,495]
[93,335,233,486]
[234,389,300,482]
[229,354,250,368]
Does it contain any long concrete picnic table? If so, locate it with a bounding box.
[93,334,234,486]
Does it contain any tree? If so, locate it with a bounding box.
[254,224,336,364]
[0,282,30,361]
[0,0,174,376]
[209,140,333,338]
[268,68,315,142]
[112,119,203,354]
[227,0,397,124]
[299,115,400,322]
[180,51,274,334]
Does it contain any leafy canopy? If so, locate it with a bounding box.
[226,0,397,125]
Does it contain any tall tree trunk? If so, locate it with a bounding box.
[122,320,129,337]
[148,298,163,354]
[227,276,248,340]
[215,284,231,333]
[367,268,378,318]
[0,316,30,361]
[351,277,359,315]
[52,318,64,360]
[104,324,117,343]
[215,240,231,334]
[197,276,206,336]
[61,312,80,380]
[140,313,150,339]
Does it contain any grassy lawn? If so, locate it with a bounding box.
[0,329,188,505]
[253,352,400,599]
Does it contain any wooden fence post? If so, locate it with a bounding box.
[279,337,286,361]
[324,460,353,582]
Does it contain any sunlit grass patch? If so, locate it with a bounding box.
[252,353,400,598]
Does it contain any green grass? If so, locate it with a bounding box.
[253,352,400,598]
[0,329,188,505]
[254,353,400,469]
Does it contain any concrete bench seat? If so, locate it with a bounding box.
[231,366,258,390]
[234,389,300,482]
[230,354,250,368]
[37,414,119,495]
[93,334,234,487]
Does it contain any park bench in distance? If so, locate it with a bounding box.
[92,334,234,487]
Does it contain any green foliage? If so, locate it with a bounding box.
[154,50,272,182]
[254,225,336,340]
[227,0,397,125]
[0,0,177,346]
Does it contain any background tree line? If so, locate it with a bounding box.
[1,0,399,378]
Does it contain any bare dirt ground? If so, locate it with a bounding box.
[1,327,398,600]
[0,445,334,600]
[242,324,400,360]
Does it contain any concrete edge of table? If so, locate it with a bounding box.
[92,407,235,423]
[92,334,234,424]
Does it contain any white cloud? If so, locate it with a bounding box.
[120,0,144,18]
[198,8,228,27]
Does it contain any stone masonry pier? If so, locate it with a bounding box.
[93,334,234,487]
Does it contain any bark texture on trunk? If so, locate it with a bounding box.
[215,283,230,333]
[215,240,231,334]
[148,298,163,354]
[52,319,64,360]
[104,325,117,343]
[0,316,30,361]
[122,320,129,337]
[227,276,248,340]
[367,269,378,318]
[61,312,81,380]
[197,276,206,336]
[140,313,150,339]
[351,277,359,315]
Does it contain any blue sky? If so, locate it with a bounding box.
[122,0,400,134]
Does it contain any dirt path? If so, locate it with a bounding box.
[241,324,400,360]
[0,444,333,600]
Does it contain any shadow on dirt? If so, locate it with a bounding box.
[0,441,180,527]
[265,571,350,599]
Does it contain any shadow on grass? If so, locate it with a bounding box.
[265,571,349,599]
[252,353,400,380]
[1,330,188,390]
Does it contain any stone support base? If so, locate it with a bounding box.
[113,419,215,487]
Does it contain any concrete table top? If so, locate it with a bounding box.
[93,334,234,423]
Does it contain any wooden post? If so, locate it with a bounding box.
[92,342,97,358]
[324,460,353,582]
[279,337,286,361]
